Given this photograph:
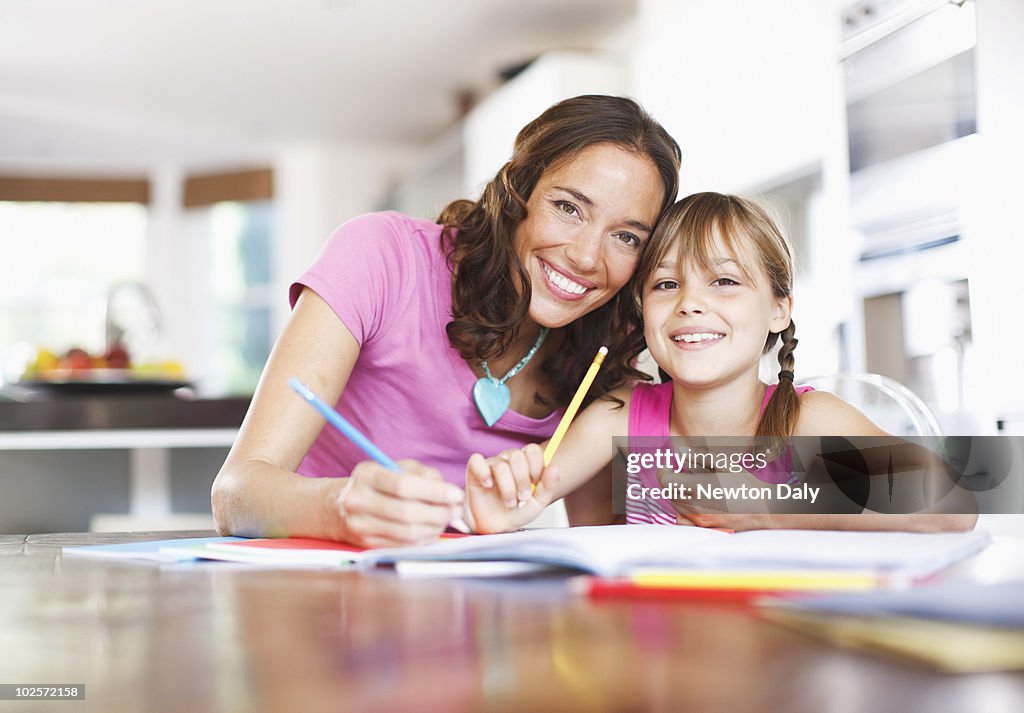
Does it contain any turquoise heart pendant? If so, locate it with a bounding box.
[473,327,548,428]
[473,377,511,427]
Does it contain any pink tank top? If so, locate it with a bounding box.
[625,381,814,524]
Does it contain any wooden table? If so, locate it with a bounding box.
[1,532,1022,713]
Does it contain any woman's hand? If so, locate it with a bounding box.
[465,444,560,534]
[335,459,466,548]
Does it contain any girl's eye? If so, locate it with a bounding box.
[712,277,739,287]
[653,279,679,291]
[554,201,580,218]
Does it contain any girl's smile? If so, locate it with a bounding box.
[669,326,726,350]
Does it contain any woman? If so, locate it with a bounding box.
[212,95,682,546]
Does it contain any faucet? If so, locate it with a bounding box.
[105,281,162,352]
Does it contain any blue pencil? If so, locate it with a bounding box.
[289,378,400,471]
[288,378,471,533]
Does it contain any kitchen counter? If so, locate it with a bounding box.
[0,393,250,431]
[0,394,251,531]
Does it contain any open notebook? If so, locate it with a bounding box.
[159,525,991,578]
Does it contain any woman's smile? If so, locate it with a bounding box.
[538,258,595,301]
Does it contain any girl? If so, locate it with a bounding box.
[212,95,681,547]
[466,192,976,533]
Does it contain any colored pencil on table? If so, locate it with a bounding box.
[288,378,471,533]
[584,577,778,605]
[630,569,882,591]
[584,568,882,604]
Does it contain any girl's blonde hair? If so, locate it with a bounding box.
[632,192,800,448]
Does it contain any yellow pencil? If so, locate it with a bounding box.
[543,346,608,467]
[631,569,882,592]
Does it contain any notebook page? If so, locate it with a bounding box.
[370,525,991,577]
[701,529,993,575]
[371,525,731,576]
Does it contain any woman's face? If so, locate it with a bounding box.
[512,143,664,329]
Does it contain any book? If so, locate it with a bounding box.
[119,525,989,579]
[393,561,561,578]
[762,610,1024,673]
[62,536,245,562]
[758,579,1024,672]
[367,525,992,578]
[158,533,468,569]
[160,538,368,567]
[763,580,1024,628]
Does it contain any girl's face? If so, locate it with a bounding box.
[513,143,664,329]
[642,235,792,389]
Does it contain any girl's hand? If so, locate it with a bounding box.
[665,468,807,530]
[675,510,791,531]
[465,444,560,534]
[673,498,812,530]
[335,459,466,548]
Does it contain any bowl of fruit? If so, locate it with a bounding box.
[19,344,190,395]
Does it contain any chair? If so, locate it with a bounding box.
[796,373,1024,530]
[795,372,943,438]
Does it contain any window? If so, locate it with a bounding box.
[0,201,147,379]
[1,170,274,394]
[190,200,274,395]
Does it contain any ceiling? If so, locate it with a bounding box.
[0,0,635,172]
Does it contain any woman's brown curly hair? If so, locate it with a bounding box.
[438,95,681,409]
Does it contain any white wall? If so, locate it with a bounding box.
[632,0,853,381]
[632,0,844,194]
[462,51,627,197]
[269,140,417,336]
[966,0,1024,427]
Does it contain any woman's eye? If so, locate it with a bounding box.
[712,277,739,287]
[554,201,579,217]
[614,232,641,249]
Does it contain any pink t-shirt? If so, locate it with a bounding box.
[625,380,814,524]
[289,211,563,486]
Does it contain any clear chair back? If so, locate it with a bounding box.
[795,372,943,438]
